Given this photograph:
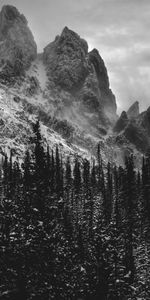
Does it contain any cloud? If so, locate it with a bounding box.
[78,0,150,114]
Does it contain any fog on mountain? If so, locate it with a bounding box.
[0,5,150,300]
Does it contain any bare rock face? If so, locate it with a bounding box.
[114,111,128,133]
[138,107,150,134]
[114,104,150,153]
[123,122,150,152]
[88,49,116,115]
[43,27,117,124]
[0,5,37,77]
[127,101,139,119]
[43,26,89,91]
[0,6,149,162]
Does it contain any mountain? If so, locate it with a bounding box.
[0,5,148,165]
[127,101,139,119]
[43,26,117,140]
[43,27,116,119]
[0,5,37,81]
[114,111,128,133]
[113,105,150,154]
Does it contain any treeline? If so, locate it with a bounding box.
[1,121,150,299]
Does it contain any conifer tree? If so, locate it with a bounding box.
[124,155,137,284]
[2,154,9,196]
[73,156,81,194]
[51,149,55,194]
[73,157,81,226]
[32,120,46,214]
[44,145,51,194]
[104,162,113,223]
[142,152,150,228]
[23,149,32,192]
[65,156,72,188]
[55,145,61,198]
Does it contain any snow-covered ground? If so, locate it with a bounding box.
[0,78,93,162]
[0,56,142,166]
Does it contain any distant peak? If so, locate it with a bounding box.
[146,106,150,114]
[0,5,27,24]
[113,110,128,133]
[58,26,88,54]
[61,26,81,40]
[62,26,70,33]
[0,4,37,70]
[121,111,128,119]
[127,101,139,119]
[2,5,18,16]
[89,48,99,55]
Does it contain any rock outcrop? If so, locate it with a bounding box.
[114,104,150,153]
[1,5,148,161]
[43,26,88,91]
[123,122,150,152]
[88,49,116,115]
[114,111,128,133]
[127,101,139,119]
[0,5,37,76]
[43,27,117,125]
[139,107,150,134]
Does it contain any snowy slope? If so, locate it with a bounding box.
[0,55,143,166]
[0,71,93,162]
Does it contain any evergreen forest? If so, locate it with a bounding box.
[1,121,150,300]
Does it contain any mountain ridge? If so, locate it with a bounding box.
[0,4,148,166]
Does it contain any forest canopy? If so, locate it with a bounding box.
[1,121,150,300]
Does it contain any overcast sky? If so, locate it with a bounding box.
[0,0,150,114]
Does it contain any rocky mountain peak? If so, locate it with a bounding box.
[139,106,150,133]
[114,111,128,133]
[89,48,116,115]
[43,26,89,92]
[0,5,37,79]
[60,26,88,54]
[43,26,117,128]
[89,48,109,90]
[146,106,150,114]
[0,6,148,163]
[0,5,27,39]
[127,101,139,119]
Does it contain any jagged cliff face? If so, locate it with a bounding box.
[0,6,118,161]
[0,5,149,165]
[44,27,89,91]
[114,111,128,133]
[127,101,139,119]
[0,5,37,77]
[43,27,117,125]
[113,103,150,153]
[88,49,116,116]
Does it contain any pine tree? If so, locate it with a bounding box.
[32,120,46,214]
[2,153,9,196]
[73,157,81,227]
[73,156,81,194]
[91,159,97,195]
[104,162,113,223]
[97,143,101,188]
[142,152,150,230]
[124,155,137,284]
[51,149,55,194]
[23,149,32,192]
[44,145,51,194]
[55,146,64,199]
